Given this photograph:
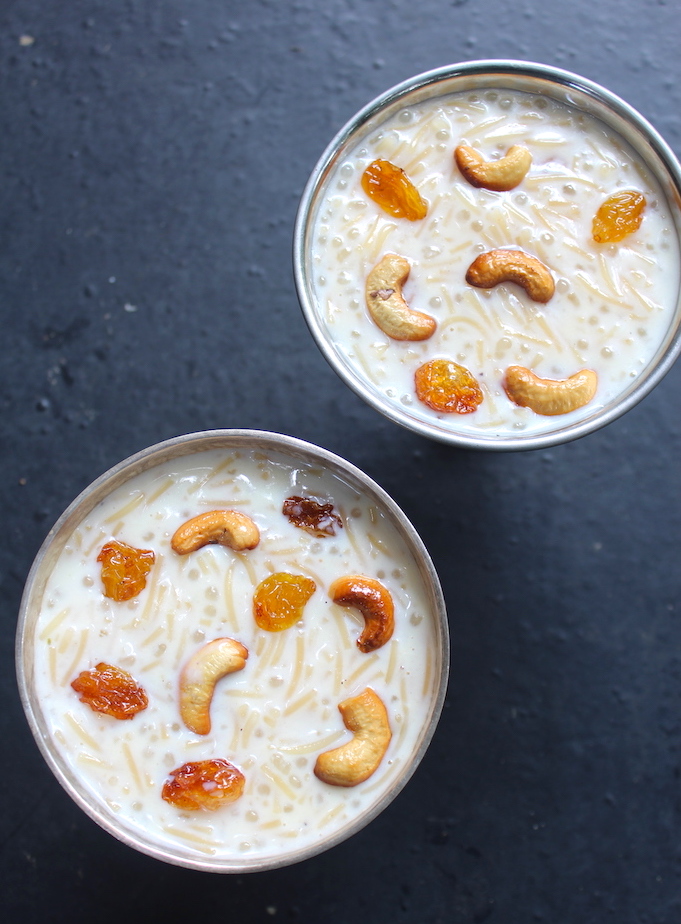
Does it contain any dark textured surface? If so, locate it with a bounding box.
[2,1,681,921]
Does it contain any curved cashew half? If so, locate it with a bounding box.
[455,144,532,191]
[314,688,391,787]
[329,574,395,653]
[504,365,598,416]
[466,249,555,303]
[365,253,436,341]
[171,510,260,555]
[179,637,248,735]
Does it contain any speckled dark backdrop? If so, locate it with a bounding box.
[2,1,681,922]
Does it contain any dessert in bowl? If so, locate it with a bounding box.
[294,60,681,450]
[16,430,448,871]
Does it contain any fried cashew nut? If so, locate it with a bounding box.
[179,637,248,735]
[455,144,532,191]
[466,249,555,303]
[329,574,395,653]
[504,365,598,416]
[314,688,391,787]
[171,510,260,555]
[365,253,436,341]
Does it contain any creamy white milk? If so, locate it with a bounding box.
[31,448,439,863]
[309,88,680,438]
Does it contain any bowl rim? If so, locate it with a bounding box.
[293,58,681,451]
[16,428,450,872]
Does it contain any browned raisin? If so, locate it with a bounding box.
[253,572,316,631]
[361,160,427,220]
[71,662,148,719]
[97,539,155,602]
[592,190,646,243]
[283,496,342,537]
[415,359,483,414]
[161,759,245,811]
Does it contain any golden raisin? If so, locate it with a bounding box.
[283,496,343,537]
[414,359,483,414]
[97,539,155,602]
[361,159,427,221]
[161,759,245,811]
[71,662,148,719]
[592,190,646,243]
[253,572,316,631]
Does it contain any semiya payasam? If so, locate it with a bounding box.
[309,87,679,438]
[31,447,439,862]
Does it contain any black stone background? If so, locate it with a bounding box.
[2,0,681,921]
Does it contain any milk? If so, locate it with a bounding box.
[31,448,439,863]
[309,88,680,438]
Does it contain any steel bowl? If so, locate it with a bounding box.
[294,60,681,450]
[16,429,448,872]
